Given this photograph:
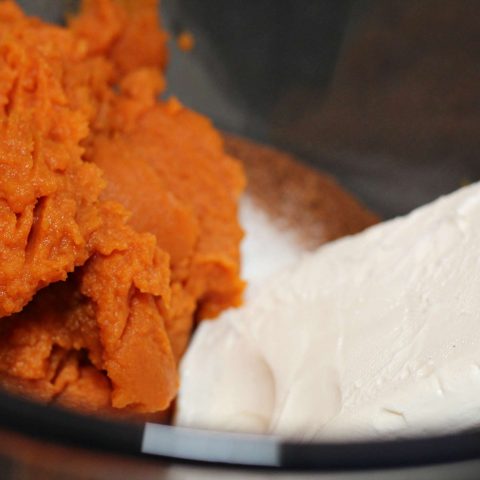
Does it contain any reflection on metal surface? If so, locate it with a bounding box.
[142,424,280,466]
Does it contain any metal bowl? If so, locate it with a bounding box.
[3,1,480,478]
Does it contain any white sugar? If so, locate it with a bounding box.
[240,195,306,300]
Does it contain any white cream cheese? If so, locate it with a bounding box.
[176,183,480,440]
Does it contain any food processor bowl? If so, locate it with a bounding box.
[3,1,480,478]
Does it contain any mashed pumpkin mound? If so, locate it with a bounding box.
[0,0,244,413]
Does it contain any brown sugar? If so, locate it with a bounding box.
[223,133,378,249]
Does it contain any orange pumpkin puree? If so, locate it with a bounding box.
[0,0,244,413]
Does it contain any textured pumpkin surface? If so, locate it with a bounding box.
[0,0,244,413]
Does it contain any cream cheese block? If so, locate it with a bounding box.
[176,182,480,440]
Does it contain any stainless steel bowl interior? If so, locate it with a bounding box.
[4,1,480,478]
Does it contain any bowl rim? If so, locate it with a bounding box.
[1,390,480,471]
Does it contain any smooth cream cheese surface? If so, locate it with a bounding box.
[176,183,480,440]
